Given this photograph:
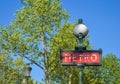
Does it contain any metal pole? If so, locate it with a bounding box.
[76,33,85,84]
[78,65,84,84]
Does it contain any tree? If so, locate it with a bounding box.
[0,25,35,84]
[0,51,24,84]
[1,0,119,84]
[101,54,120,84]
[1,0,68,84]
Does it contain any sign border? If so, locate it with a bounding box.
[60,49,102,66]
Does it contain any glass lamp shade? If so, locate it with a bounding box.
[73,24,88,38]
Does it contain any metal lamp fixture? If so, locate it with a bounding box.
[73,19,88,50]
[73,19,88,38]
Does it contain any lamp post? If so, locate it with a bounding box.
[73,19,88,84]
[24,63,32,84]
[60,18,102,84]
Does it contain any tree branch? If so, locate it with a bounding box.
[23,54,44,70]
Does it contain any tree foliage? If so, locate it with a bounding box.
[0,26,35,84]
[0,0,120,84]
[0,51,25,84]
[0,0,68,84]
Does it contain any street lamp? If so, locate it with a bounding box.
[24,63,32,84]
[73,19,88,84]
[60,18,102,84]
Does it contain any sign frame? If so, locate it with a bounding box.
[60,49,102,66]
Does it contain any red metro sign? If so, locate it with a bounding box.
[60,50,102,66]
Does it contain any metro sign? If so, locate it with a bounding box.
[60,49,102,66]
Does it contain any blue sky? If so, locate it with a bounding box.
[0,0,120,82]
